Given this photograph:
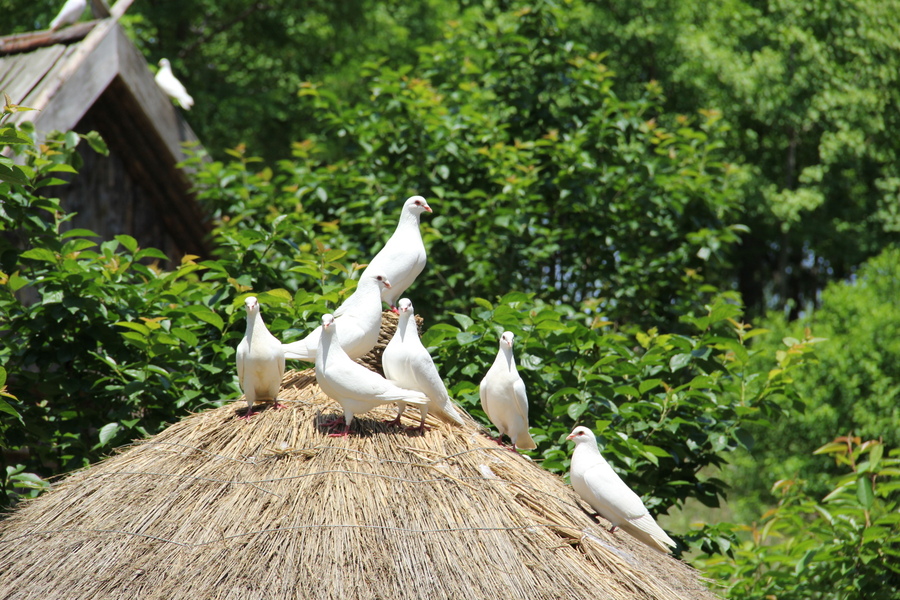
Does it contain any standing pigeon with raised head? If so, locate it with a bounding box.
[382,298,465,431]
[360,195,431,311]
[155,58,194,110]
[236,296,285,418]
[315,314,429,437]
[49,0,86,30]
[567,426,677,553]
[479,331,536,450]
[282,271,391,362]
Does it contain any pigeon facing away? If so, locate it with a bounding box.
[282,272,391,362]
[315,313,429,437]
[479,331,536,450]
[236,296,286,418]
[155,58,194,110]
[360,196,431,311]
[382,298,465,431]
[567,426,677,553]
[49,0,86,30]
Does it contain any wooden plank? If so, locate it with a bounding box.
[89,79,211,256]
[11,0,134,117]
[25,30,118,133]
[0,46,68,106]
[112,26,201,164]
[0,21,98,56]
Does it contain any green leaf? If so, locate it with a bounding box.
[115,321,150,336]
[61,228,101,238]
[114,234,139,253]
[181,306,225,330]
[0,397,21,420]
[857,476,875,509]
[669,353,691,371]
[98,422,121,446]
[81,131,109,155]
[20,248,57,263]
[134,248,169,261]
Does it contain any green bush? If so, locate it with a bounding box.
[697,437,900,599]
[726,246,900,513]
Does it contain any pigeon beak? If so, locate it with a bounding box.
[383,281,392,289]
[566,433,576,441]
[424,204,433,213]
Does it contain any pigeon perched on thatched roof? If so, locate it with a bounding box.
[0,312,715,600]
[480,331,537,450]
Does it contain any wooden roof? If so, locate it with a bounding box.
[0,0,211,258]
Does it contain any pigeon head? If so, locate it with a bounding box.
[397,298,413,313]
[321,314,335,329]
[566,426,596,444]
[500,331,515,349]
[367,272,392,290]
[158,58,171,69]
[244,296,259,313]
[405,195,433,215]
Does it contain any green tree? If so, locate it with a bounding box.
[188,0,747,331]
[726,245,900,513]
[581,0,900,318]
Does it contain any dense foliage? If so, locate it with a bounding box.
[727,245,900,512]
[584,0,900,318]
[188,2,746,331]
[698,437,900,599]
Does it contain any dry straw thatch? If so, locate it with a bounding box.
[0,312,718,600]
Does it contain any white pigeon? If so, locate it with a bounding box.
[567,426,677,553]
[359,195,431,311]
[315,313,429,437]
[382,298,465,431]
[155,58,194,110]
[49,0,86,31]
[236,296,286,418]
[479,331,536,450]
[282,271,390,362]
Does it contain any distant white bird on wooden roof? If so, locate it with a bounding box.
[382,298,465,432]
[480,331,536,450]
[236,296,286,419]
[360,195,431,311]
[315,313,428,437]
[282,271,390,362]
[49,0,87,31]
[155,58,194,110]
[567,426,677,553]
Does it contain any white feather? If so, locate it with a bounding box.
[155,59,194,110]
[479,331,536,450]
[236,297,285,417]
[49,0,86,31]
[282,271,389,362]
[359,196,431,309]
[382,297,465,428]
[315,314,428,437]
[567,426,676,553]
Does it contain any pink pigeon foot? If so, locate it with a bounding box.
[239,405,256,419]
[384,414,405,427]
[273,401,287,410]
[328,423,351,437]
[390,305,399,314]
[406,421,429,435]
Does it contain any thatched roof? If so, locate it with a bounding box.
[0,315,718,600]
